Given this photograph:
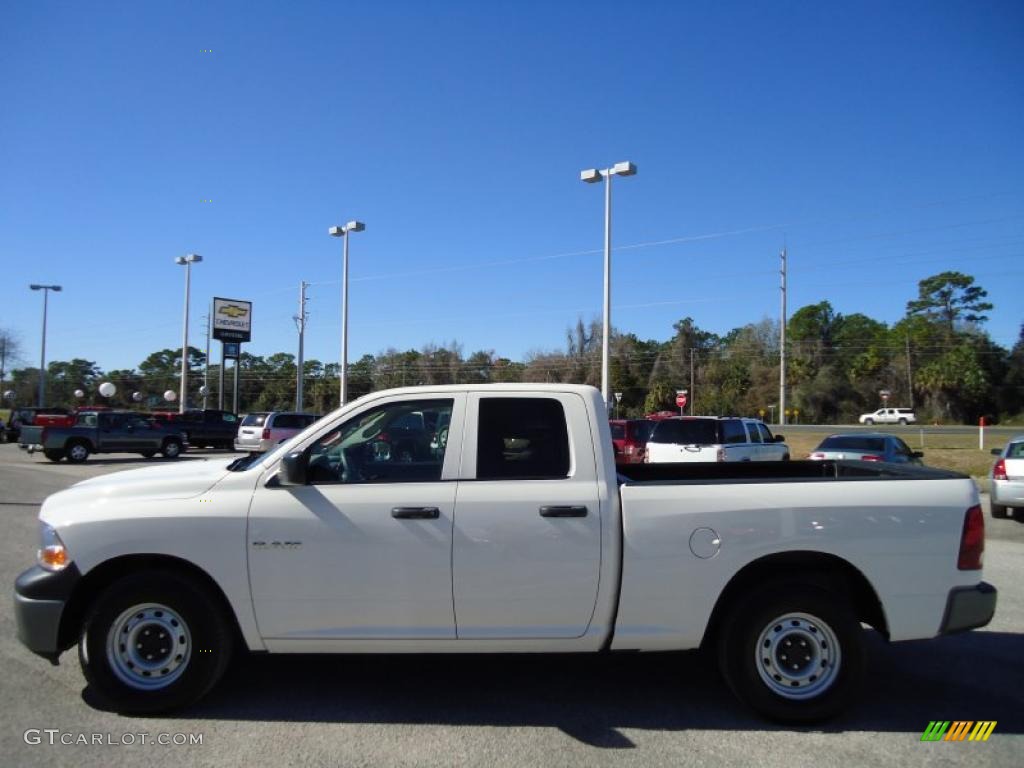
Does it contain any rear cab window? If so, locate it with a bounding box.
[650,419,720,445]
[241,413,269,427]
[720,420,747,444]
[476,398,570,480]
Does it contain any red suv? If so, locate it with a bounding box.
[609,419,656,465]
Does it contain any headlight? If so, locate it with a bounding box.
[38,523,70,571]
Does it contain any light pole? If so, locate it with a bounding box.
[580,161,636,409]
[29,284,61,406]
[174,254,202,414]
[329,221,365,406]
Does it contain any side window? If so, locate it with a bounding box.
[104,413,125,430]
[721,420,748,444]
[477,398,570,480]
[222,413,237,423]
[306,399,453,484]
[894,439,913,457]
[746,421,763,443]
[757,423,775,443]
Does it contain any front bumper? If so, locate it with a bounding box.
[939,581,997,635]
[13,564,82,664]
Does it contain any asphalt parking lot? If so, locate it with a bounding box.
[0,443,1021,767]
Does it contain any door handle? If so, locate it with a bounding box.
[539,505,588,518]
[391,507,440,520]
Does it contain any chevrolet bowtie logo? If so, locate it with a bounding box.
[218,305,248,319]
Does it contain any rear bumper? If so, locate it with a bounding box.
[939,582,997,635]
[991,480,1024,506]
[13,564,82,664]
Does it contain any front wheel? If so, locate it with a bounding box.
[718,582,865,723]
[78,570,233,713]
[991,503,1009,519]
[66,441,91,463]
[161,440,182,459]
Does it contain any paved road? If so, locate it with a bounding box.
[0,444,1021,767]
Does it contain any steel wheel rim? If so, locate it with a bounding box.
[165,442,180,457]
[106,603,192,690]
[755,612,841,700]
[69,444,88,460]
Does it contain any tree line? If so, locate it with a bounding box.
[3,271,1022,423]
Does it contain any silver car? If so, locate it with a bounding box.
[990,437,1024,519]
[809,433,923,464]
[234,411,317,453]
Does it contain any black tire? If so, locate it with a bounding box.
[718,582,865,723]
[66,441,91,464]
[78,570,233,714]
[139,451,156,459]
[991,503,1008,519]
[44,449,64,462]
[161,440,182,459]
[898,418,907,425]
[864,418,874,426]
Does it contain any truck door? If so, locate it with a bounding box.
[452,393,602,639]
[97,412,131,452]
[247,395,465,641]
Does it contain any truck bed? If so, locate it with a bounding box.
[618,459,966,484]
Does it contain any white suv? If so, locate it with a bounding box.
[858,408,916,426]
[234,411,318,453]
[645,417,789,463]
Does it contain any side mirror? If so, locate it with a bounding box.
[774,434,786,443]
[913,451,924,458]
[990,448,1002,456]
[279,450,308,486]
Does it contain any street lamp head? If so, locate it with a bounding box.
[29,284,61,291]
[52,285,62,291]
[580,168,603,184]
[174,256,187,265]
[610,161,637,177]
[345,220,365,233]
[186,253,202,263]
[29,284,41,290]
[328,226,344,237]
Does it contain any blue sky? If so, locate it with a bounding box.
[2,0,1022,374]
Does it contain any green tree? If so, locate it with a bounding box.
[906,271,993,335]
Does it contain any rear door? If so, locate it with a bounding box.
[452,393,602,638]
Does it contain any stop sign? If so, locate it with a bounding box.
[676,393,688,408]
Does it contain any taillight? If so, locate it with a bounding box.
[716,448,725,462]
[958,504,985,570]
[992,459,1007,481]
[860,455,883,462]
[809,452,824,460]
[262,427,271,440]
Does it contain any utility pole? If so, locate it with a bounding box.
[202,311,211,410]
[294,281,309,412]
[779,248,787,426]
[689,348,695,416]
[905,335,914,409]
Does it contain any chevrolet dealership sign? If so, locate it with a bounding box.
[212,297,252,342]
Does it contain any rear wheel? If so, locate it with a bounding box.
[66,441,91,463]
[718,582,865,723]
[991,503,1008,519]
[160,440,182,459]
[140,451,156,459]
[898,418,907,425]
[78,570,233,713]
[44,449,64,462]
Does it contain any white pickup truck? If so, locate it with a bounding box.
[14,384,996,723]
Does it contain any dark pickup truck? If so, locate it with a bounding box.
[19,411,187,463]
[149,409,239,449]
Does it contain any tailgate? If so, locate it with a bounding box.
[18,426,43,445]
[1004,458,1024,481]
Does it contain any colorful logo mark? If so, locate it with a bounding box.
[921,721,997,742]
